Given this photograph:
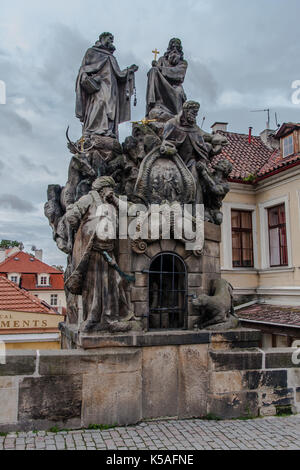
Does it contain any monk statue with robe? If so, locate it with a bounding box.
[65,176,134,333]
[76,32,138,139]
[146,38,188,122]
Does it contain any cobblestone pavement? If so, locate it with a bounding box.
[1,416,300,450]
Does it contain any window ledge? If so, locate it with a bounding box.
[258,267,295,274]
[221,268,258,274]
[222,267,295,275]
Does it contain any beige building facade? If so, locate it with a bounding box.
[211,122,300,306]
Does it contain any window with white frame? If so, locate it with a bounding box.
[38,274,50,286]
[268,204,288,267]
[231,210,254,268]
[10,275,19,284]
[259,195,292,270]
[50,294,58,306]
[221,203,257,270]
[283,134,294,158]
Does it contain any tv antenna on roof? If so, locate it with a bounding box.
[251,108,270,129]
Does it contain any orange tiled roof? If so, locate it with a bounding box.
[0,276,57,314]
[213,129,300,182]
[20,273,64,291]
[0,251,62,275]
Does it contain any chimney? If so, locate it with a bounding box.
[0,248,5,264]
[260,129,280,151]
[211,122,228,133]
[249,127,253,144]
[34,249,43,261]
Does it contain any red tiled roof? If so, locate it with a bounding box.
[213,128,300,182]
[21,273,64,291]
[258,151,300,177]
[0,276,57,314]
[213,131,274,180]
[238,304,300,328]
[0,251,62,275]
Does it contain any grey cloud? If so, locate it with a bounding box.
[186,58,218,106]
[0,194,35,212]
[0,107,32,136]
[19,155,57,177]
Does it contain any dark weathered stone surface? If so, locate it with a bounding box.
[208,391,259,419]
[261,388,294,408]
[210,329,261,348]
[0,351,36,377]
[243,370,288,390]
[265,349,298,369]
[18,375,82,424]
[210,350,263,371]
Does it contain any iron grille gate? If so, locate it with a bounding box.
[148,253,187,330]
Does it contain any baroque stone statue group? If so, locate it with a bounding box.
[45,33,237,338]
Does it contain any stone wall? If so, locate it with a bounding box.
[0,330,299,432]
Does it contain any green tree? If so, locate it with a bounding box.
[0,240,21,249]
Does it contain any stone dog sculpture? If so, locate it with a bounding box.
[192,279,238,330]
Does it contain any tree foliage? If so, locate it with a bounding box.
[0,240,21,249]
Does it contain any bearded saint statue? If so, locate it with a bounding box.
[146,38,188,122]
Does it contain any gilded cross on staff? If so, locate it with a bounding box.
[152,48,160,61]
[78,136,85,152]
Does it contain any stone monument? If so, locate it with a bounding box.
[45,34,237,349]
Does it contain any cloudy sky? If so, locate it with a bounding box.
[0,0,300,266]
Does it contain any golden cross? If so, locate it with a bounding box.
[152,48,160,61]
[78,136,85,152]
[131,118,157,126]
